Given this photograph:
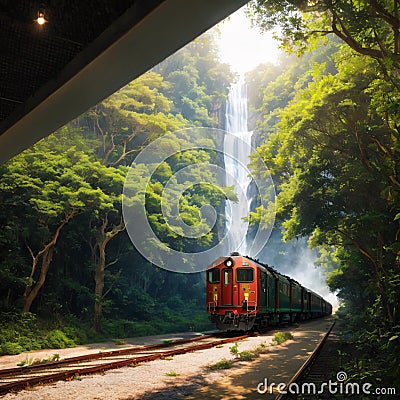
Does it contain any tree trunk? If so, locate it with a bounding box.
[92,215,125,332]
[92,240,107,332]
[22,211,76,313]
[23,248,54,312]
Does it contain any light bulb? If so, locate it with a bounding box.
[36,10,47,25]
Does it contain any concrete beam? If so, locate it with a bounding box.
[0,0,248,164]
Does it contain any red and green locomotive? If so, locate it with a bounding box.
[206,253,332,331]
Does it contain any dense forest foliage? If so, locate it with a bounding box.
[248,0,400,387]
[0,1,399,389]
[0,34,235,353]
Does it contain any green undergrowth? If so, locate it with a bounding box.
[207,336,289,371]
[112,339,127,346]
[0,312,80,355]
[237,350,259,361]
[165,370,180,377]
[229,341,269,360]
[208,359,234,370]
[17,353,60,366]
[271,331,294,346]
[208,341,266,371]
[0,310,213,356]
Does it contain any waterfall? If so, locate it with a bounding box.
[224,79,253,255]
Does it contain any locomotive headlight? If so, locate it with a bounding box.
[224,257,235,267]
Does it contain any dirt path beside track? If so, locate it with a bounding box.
[1,317,335,400]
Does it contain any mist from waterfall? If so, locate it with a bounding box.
[224,79,253,255]
[223,80,338,308]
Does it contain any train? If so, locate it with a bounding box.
[206,253,332,331]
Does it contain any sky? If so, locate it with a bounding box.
[215,6,282,75]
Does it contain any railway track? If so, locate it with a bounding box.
[0,332,250,395]
[276,319,339,400]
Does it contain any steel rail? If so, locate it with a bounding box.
[275,319,336,400]
[0,333,216,378]
[0,333,250,394]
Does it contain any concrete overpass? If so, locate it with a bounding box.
[0,0,248,163]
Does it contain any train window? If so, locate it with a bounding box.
[224,270,230,285]
[236,268,254,282]
[208,268,220,283]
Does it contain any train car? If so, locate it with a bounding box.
[206,253,332,331]
[290,281,302,320]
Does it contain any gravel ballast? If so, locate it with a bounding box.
[1,318,334,400]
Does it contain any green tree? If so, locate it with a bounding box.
[248,38,400,382]
[0,130,101,312]
[80,163,127,332]
[249,0,400,72]
[0,29,236,343]
[85,71,187,166]
[154,33,234,127]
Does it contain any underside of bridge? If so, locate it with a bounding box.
[0,0,247,163]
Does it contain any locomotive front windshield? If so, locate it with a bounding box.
[236,268,254,282]
[208,268,220,283]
